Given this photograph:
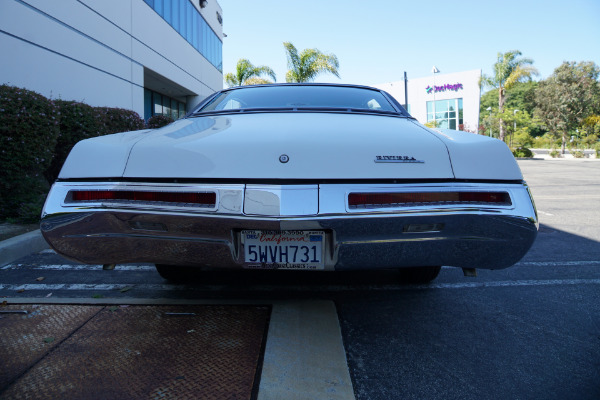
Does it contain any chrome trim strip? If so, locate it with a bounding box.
[339,236,500,245]
[63,233,231,245]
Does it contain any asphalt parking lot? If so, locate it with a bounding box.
[1,159,599,399]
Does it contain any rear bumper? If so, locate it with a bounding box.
[41,181,538,270]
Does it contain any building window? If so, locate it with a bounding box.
[144,0,222,71]
[144,88,186,120]
[426,98,463,130]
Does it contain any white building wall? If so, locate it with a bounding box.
[375,69,482,132]
[0,0,223,117]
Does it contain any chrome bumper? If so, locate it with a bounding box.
[41,181,538,270]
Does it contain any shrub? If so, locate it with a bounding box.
[549,148,561,158]
[581,134,598,149]
[570,150,585,158]
[97,107,145,134]
[45,100,105,183]
[147,114,174,129]
[0,86,148,221]
[532,133,561,149]
[45,105,145,183]
[513,131,534,148]
[512,147,533,158]
[0,85,59,221]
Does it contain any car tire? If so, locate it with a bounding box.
[398,266,441,284]
[155,264,196,282]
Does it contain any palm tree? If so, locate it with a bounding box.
[481,50,538,142]
[283,42,340,83]
[224,59,276,87]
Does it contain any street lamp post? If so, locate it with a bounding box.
[486,106,492,137]
[513,109,520,147]
[404,71,408,111]
[432,66,440,125]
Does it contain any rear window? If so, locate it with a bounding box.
[197,85,397,113]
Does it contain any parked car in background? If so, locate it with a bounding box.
[41,84,538,283]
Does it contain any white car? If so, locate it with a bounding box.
[41,84,538,283]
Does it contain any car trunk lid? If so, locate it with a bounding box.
[123,113,454,180]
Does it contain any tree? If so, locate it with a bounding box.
[283,42,340,83]
[534,61,600,153]
[497,108,541,148]
[480,82,539,116]
[481,50,538,142]
[224,59,276,87]
[580,115,599,149]
[582,115,600,136]
[503,81,539,115]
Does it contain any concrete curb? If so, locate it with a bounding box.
[258,300,355,400]
[0,229,49,267]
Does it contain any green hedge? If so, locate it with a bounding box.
[45,100,104,183]
[45,102,145,183]
[147,114,174,129]
[0,85,146,221]
[0,85,60,220]
[97,106,146,134]
[512,147,534,158]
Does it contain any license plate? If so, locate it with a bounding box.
[242,230,324,270]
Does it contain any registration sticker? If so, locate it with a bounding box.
[242,230,324,270]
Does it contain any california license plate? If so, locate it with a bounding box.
[242,230,324,270]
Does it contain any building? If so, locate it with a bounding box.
[0,0,224,120]
[375,69,482,132]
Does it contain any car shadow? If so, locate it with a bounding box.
[157,223,600,292]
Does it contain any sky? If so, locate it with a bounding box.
[217,0,600,87]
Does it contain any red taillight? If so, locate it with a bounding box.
[348,191,511,208]
[70,190,216,206]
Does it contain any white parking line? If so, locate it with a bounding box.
[426,279,600,289]
[1,264,155,271]
[537,210,554,216]
[3,260,599,271]
[0,283,173,291]
[517,261,600,267]
[2,278,600,293]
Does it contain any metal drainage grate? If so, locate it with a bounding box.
[0,304,102,389]
[1,305,270,400]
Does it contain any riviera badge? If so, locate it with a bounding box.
[279,154,289,163]
[375,155,425,163]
